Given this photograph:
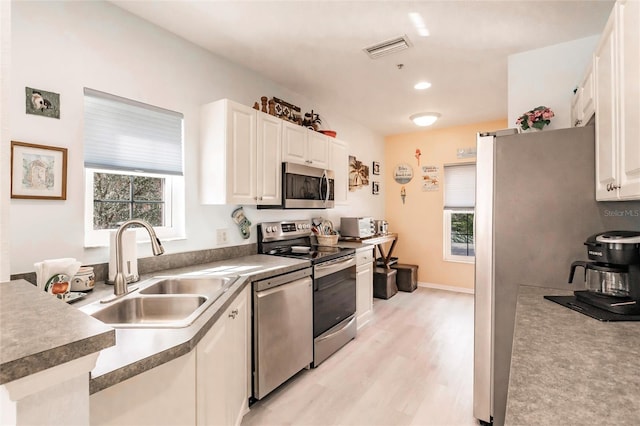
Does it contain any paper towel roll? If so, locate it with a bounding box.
[108,229,139,284]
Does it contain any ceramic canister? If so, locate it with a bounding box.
[71,266,96,292]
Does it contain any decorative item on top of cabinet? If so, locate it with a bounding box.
[594,0,640,201]
[272,97,301,123]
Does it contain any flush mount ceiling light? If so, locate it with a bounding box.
[364,35,412,59]
[414,81,432,90]
[408,12,430,37]
[410,112,441,126]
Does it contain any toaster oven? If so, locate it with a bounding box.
[340,217,375,238]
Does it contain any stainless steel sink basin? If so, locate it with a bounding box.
[82,275,240,328]
[90,296,208,328]
[139,276,236,296]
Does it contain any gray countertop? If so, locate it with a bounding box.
[77,254,310,394]
[505,286,640,425]
[0,279,115,385]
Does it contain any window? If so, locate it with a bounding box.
[83,88,184,246]
[443,163,476,262]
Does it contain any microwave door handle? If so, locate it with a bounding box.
[322,170,329,204]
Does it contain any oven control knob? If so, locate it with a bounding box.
[266,226,273,233]
[297,224,303,230]
[305,224,310,229]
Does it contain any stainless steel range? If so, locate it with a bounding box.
[258,220,357,368]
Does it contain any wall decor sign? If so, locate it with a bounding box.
[393,163,413,184]
[349,155,370,191]
[372,161,380,175]
[421,165,440,191]
[11,141,67,200]
[372,181,380,195]
[25,87,60,119]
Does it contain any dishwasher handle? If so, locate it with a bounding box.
[254,267,312,292]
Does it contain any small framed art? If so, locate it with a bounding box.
[11,141,68,200]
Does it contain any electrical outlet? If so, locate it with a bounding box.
[216,228,229,245]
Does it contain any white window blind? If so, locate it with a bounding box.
[444,163,476,208]
[84,88,183,175]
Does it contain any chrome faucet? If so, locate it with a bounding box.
[103,219,164,303]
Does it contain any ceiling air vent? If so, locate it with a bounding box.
[364,35,412,59]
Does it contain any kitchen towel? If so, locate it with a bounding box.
[34,258,83,290]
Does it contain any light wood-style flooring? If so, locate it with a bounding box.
[242,287,477,426]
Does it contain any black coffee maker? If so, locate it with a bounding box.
[568,231,640,315]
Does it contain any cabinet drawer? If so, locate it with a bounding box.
[356,248,374,266]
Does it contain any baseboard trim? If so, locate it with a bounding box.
[418,281,475,294]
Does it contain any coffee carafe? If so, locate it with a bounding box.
[568,231,640,315]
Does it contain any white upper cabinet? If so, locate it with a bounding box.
[200,99,281,205]
[256,111,282,205]
[594,0,640,201]
[571,64,595,127]
[329,137,348,204]
[282,121,329,169]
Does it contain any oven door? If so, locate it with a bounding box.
[283,162,335,209]
[313,255,356,337]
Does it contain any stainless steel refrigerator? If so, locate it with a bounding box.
[473,126,604,425]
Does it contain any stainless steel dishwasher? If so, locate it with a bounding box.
[252,266,313,400]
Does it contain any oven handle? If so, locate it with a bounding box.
[314,255,356,279]
[315,316,356,343]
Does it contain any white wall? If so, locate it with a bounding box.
[9,1,384,274]
[1,0,11,282]
[508,35,600,130]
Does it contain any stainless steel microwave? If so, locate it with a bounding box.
[274,162,335,209]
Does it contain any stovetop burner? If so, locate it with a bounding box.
[268,245,354,264]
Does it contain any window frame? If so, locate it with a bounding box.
[84,168,185,247]
[443,208,476,263]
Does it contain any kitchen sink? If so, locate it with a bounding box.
[139,276,236,296]
[90,295,209,328]
[82,274,240,328]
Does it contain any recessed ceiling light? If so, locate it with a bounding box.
[414,81,432,90]
[408,12,430,37]
[410,112,440,126]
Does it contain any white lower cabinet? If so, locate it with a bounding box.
[355,247,374,329]
[197,286,250,426]
[90,286,251,426]
[90,352,197,426]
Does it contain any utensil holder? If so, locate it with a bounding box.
[316,235,339,246]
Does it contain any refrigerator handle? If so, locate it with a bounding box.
[568,261,589,283]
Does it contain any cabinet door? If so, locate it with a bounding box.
[257,112,282,205]
[581,65,595,124]
[227,101,257,204]
[356,263,374,330]
[196,287,249,426]
[618,0,640,200]
[91,352,196,426]
[329,138,349,204]
[594,15,618,201]
[225,288,249,426]
[282,121,308,165]
[307,131,330,169]
[196,311,227,426]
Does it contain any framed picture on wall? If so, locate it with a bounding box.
[11,141,68,200]
[372,161,380,175]
[372,181,380,195]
